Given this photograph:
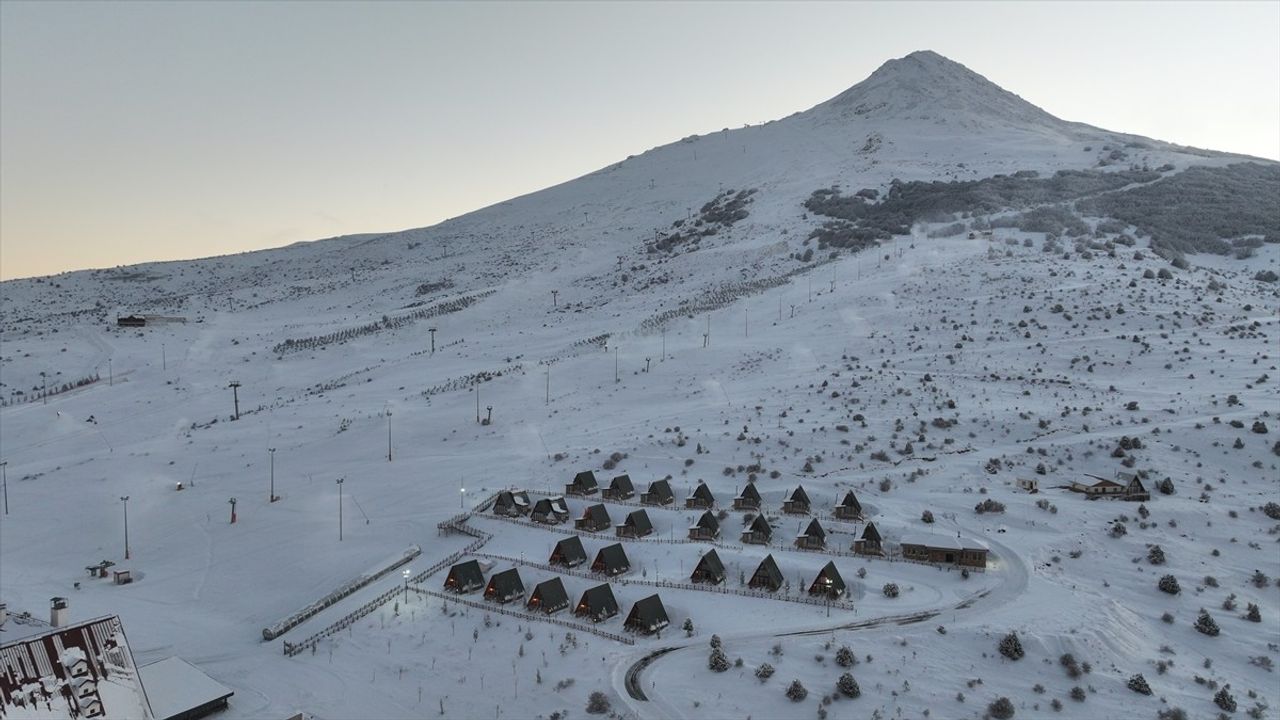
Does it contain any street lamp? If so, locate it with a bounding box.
[403,568,411,603]
[386,408,393,462]
[336,478,345,541]
[268,448,276,502]
[1,460,8,515]
[460,486,466,509]
[120,496,130,559]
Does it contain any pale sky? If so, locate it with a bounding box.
[2,1,1277,280]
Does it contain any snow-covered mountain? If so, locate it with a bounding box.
[1,51,1277,720]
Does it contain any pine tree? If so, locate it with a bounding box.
[682,618,694,637]
[1213,687,1236,712]
[1194,610,1220,637]
[835,646,855,667]
[836,672,860,698]
[999,632,1024,660]
[1147,545,1166,565]
[1126,674,1152,695]
[1157,574,1180,594]
[785,679,808,702]
[1245,603,1262,622]
[708,647,729,673]
[754,663,774,682]
[988,696,1015,719]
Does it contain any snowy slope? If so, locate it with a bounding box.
[1,50,1277,720]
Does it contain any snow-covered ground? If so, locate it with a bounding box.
[2,51,1277,719]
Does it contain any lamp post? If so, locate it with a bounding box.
[228,497,237,524]
[460,485,466,509]
[40,372,47,404]
[1,460,7,515]
[428,327,437,355]
[403,568,411,603]
[386,408,393,462]
[336,478,344,541]
[108,358,113,387]
[268,448,276,502]
[120,496,130,559]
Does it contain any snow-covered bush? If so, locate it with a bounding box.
[1214,687,1237,712]
[988,696,1015,719]
[882,583,899,598]
[709,647,729,672]
[755,663,775,682]
[786,679,808,702]
[586,691,611,714]
[836,673,860,698]
[1127,673,1152,695]
[1157,574,1180,594]
[1195,610,1220,637]
[835,646,855,667]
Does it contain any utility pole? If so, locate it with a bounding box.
[268,448,277,502]
[386,408,393,462]
[162,344,166,371]
[551,290,558,308]
[778,296,782,322]
[228,497,237,524]
[661,329,666,360]
[485,406,493,424]
[403,568,411,604]
[545,367,550,404]
[614,347,619,383]
[120,496,130,559]
[108,359,113,387]
[228,381,241,420]
[703,316,710,348]
[337,478,345,541]
[475,387,480,423]
[645,357,651,373]
[744,308,748,338]
[830,264,836,292]
[428,328,437,354]
[40,372,47,404]
[1,461,8,515]
[808,277,813,303]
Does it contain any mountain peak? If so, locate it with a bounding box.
[816,50,1063,129]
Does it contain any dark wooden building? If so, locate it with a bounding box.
[574,503,612,532]
[640,479,675,506]
[592,543,631,576]
[616,509,654,538]
[685,482,715,509]
[566,471,599,496]
[899,534,989,568]
[808,561,846,599]
[782,485,812,515]
[531,496,570,524]
[733,482,762,511]
[602,474,635,500]
[748,554,784,592]
[116,315,147,327]
[493,490,532,517]
[688,511,720,541]
[853,521,883,556]
[575,583,619,622]
[527,577,569,615]
[794,518,827,550]
[690,549,726,585]
[484,568,525,603]
[624,594,670,635]
[443,559,485,594]
[833,490,863,520]
[549,535,588,568]
[1117,472,1150,501]
[741,514,772,545]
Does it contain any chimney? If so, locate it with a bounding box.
[50,597,68,627]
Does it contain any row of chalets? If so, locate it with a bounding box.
[556,471,868,518]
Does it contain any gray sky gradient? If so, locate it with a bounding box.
[2,1,1277,280]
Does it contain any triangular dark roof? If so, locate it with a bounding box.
[838,490,862,511]
[582,504,611,525]
[528,577,569,611]
[750,554,784,589]
[801,518,826,540]
[445,559,484,589]
[551,536,588,565]
[811,561,846,594]
[693,549,725,577]
[610,474,635,493]
[747,514,772,536]
[486,568,525,597]
[625,594,670,630]
[737,483,761,501]
[594,543,631,573]
[534,497,569,516]
[624,509,653,534]
[646,479,674,500]
[578,583,619,616]
[789,485,811,505]
[862,521,882,543]
[694,511,719,532]
[572,470,599,489]
[691,483,715,502]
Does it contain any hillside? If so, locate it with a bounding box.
[1,50,1277,720]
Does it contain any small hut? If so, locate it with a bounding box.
[782,486,811,515]
[853,521,883,556]
[690,549,726,585]
[733,483,762,511]
[574,504,612,532]
[575,584,619,623]
[592,543,631,576]
[640,479,675,506]
[740,514,772,545]
[808,561,846,599]
[624,594,670,635]
[566,471,599,497]
[602,474,636,500]
[748,554,784,592]
[443,560,484,594]
[1118,472,1150,501]
[794,518,827,550]
[685,482,715,510]
[616,509,654,539]
[688,511,720,541]
[531,497,570,524]
[484,568,525,604]
[493,490,532,517]
[527,577,569,615]
[833,490,863,520]
[549,536,588,568]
